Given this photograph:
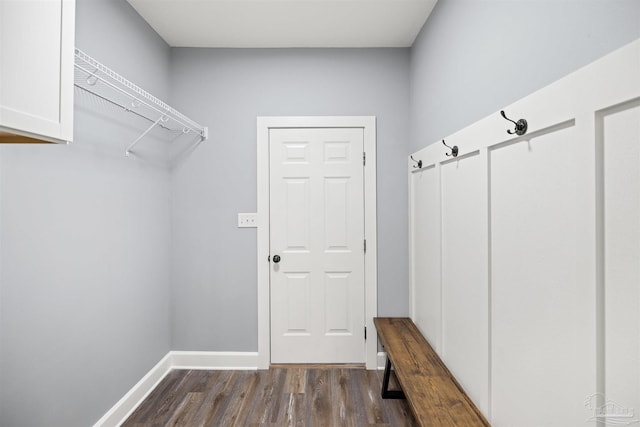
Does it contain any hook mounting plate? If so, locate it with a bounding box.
[442,140,459,157]
[501,110,528,136]
[511,118,528,135]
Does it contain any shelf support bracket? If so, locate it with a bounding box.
[125,115,168,156]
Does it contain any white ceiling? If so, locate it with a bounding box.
[126,0,438,48]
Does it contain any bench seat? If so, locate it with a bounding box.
[373,317,490,427]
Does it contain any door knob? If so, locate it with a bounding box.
[272,255,281,263]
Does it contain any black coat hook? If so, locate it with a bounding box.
[443,140,458,157]
[500,110,528,136]
[410,155,422,169]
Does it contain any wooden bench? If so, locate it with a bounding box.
[373,317,490,427]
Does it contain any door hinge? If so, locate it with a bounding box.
[364,239,367,253]
[363,152,366,166]
[364,326,367,340]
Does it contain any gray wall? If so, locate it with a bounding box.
[169,48,411,351]
[167,0,640,353]
[2,0,639,425]
[0,1,173,426]
[409,0,640,153]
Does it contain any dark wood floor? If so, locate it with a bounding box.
[122,366,417,426]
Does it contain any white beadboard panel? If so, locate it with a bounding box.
[440,152,489,416]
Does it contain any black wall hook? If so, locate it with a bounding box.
[443,140,458,157]
[500,110,528,136]
[410,155,422,169]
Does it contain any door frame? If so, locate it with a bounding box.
[257,116,378,369]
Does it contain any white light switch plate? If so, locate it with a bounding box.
[238,213,257,228]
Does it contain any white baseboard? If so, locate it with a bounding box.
[170,351,259,370]
[93,353,173,427]
[93,351,260,427]
[377,351,387,370]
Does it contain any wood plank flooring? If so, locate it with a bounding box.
[122,367,418,426]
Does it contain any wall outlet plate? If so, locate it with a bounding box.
[238,213,258,228]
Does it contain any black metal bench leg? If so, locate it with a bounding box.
[381,356,406,399]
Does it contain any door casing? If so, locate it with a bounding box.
[257,116,378,369]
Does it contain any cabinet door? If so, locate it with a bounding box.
[0,0,75,143]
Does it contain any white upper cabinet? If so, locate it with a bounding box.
[0,0,75,143]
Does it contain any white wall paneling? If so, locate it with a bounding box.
[490,120,594,426]
[408,39,640,426]
[441,151,489,416]
[409,163,441,351]
[600,99,640,421]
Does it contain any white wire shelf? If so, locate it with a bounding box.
[73,48,208,156]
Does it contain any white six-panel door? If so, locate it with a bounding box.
[269,127,365,364]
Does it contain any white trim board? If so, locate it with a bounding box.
[257,116,378,370]
[92,351,260,427]
[92,353,173,427]
[377,351,388,370]
[171,351,259,370]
